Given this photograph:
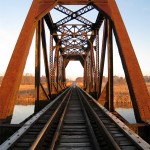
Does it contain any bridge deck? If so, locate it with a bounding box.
[0,86,150,150]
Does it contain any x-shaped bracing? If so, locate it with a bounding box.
[54,4,94,27]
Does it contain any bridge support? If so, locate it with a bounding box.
[95,1,150,122]
[0,0,150,124]
[0,0,56,122]
[0,1,39,122]
[109,1,150,122]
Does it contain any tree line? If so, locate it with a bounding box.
[76,76,150,84]
[0,75,150,85]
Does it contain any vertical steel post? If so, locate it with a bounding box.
[59,55,63,87]
[41,19,51,99]
[86,57,89,92]
[89,47,95,92]
[88,56,91,92]
[62,58,66,87]
[99,20,107,97]
[84,60,87,90]
[107,19,114,112]
[89,55,93,91]
[35,20,41,103]
[53,48,57,83]
[50,34,53,90]
[55,45,59,91]
[96,31,100,95]
[91,44,96,92]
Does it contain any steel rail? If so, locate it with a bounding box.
[1,86,149,149]
[50,85,95,149]
[0,87,71,150]
[29,87,73,149]
[49,86,71,150]
[78,87,150,150]
[77,88,121,150]
[76,88,101,150]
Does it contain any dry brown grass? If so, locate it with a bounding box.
[19,85,34,90]
[146,82,150,93]
[16,94,35,105]
[114,84,131,103]
[114,83,150,104]
[66,81,73,87]
[114,84,129,94]
[16,85,35,105]
[76,82,83,88]
[16,82,150,105]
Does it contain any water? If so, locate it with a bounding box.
[115,108,136,123]
[11,105,136,124]
[11,105,34,124]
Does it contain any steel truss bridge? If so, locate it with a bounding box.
[0,0,150,149]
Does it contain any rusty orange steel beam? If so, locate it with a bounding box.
[0,0,38,120]
[105,0,150,122]
[0,0,57,120]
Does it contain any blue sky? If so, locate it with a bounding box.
[0,0,150,79]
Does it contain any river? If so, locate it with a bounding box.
[11,105,35,124]
[11,104,136,124]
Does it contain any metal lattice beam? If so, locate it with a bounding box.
[55,5,94,26]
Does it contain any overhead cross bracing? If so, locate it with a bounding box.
[48,4,102,58]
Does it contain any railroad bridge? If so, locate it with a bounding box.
[0,0,150,149]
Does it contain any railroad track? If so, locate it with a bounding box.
[77,88,150,150]
[0,85,150,150]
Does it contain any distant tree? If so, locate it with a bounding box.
[41,76,46,83]
[21,74,34,85]
[0,76,3,84]
[144,76,150,82]
[76,77,83,82]
[119,77,126,84]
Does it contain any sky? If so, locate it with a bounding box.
[0,0,150,80]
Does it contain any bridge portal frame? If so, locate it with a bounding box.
[0,0,150,123]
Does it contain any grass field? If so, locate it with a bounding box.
[16,82,150,105]
[19,85,34,90]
